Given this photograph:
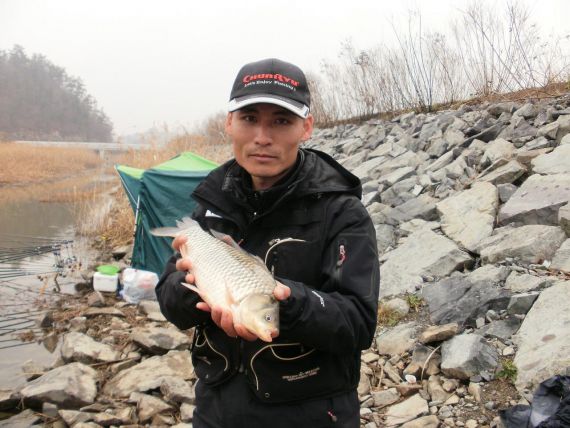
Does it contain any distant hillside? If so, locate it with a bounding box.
[0,45,113,142]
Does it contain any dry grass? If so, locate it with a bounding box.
[0,142,101,185]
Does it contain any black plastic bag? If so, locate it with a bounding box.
[500,375,570,428]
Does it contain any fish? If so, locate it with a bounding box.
[151,217,279,342]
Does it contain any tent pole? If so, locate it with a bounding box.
[133,196,140,237]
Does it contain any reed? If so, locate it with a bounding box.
[0,143,101,185]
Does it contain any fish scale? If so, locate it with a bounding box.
[180,225,275,305]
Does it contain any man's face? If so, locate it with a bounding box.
[225,103,314,190]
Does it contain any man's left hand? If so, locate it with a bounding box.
[196,281,290,341]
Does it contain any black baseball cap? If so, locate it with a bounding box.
[228,58,311,118]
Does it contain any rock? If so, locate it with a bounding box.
[507,292,539,315]
[478,318,522,341]
[351,156,387,181]
[0,409,42,427]
[21,360,46,381]
[384,394,429,427]
[400,415,440,428]
[87,291,106,307]
[372,388,400,408]
[477,225,566,264]
[423,268,510,327]
[58,410,93,426]
[103,350,194,398]
[375,224,396,253]
[441,334,499,380]
[138,300,167,322]
[477,159,526,185]
[537,121,559,139]
[0,389,19,411]
[504,272,551,293]
[83,307,125,318]
[131,327,192,355]
[514,280,570,391]
[514,103,538,119]
[419,323,459,344]
[487,102,518,117]
[19,362,98,408]
[497,183,518,203]
[499,174,570,226]
[554,114,570,143]
[481,138,515,167]
[61,332,121,364]
[428,375,451,402]
[385,194,439,224]
[409,344,441,376]
[130,391,173,424]
[376,322,419,356]
[436,182,498,251]
[69,316,88,333]
[562,133,570,145]
[551,238,570,271]
[180,403,196,422]
[378,166,416,187]
[160,376,195,404]
[383,297,410,317]
[531,144,570,174]
[560,203,570,236]
[468,382,482,402]
[379,229,471,297]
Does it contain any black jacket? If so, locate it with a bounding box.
[155,148,380,403]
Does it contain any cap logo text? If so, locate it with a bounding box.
[243,74,300,87]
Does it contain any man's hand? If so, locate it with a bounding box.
[173,235,194,285]
[196,281,291,341]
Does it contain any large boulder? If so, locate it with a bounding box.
[379,229,472,297]
[61,332,121,364]
[19,362,98,408]
[436,182,498,251]
[130,327,192,355]
[498,174,570,226]
[514,280,570,391]
[531,144,570,174]
[103,350,194,398]
[476,225,566,264]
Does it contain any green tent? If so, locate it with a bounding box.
[116,152,218,275]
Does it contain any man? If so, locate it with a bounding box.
[155,58,380,427]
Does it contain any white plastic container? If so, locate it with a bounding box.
[93,271,119,292]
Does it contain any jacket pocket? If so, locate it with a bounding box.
[192,326,238,386]
[246,342,352,403]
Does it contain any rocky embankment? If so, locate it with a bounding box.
[2,94,570,427]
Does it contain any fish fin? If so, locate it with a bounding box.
[150,227,181,237]
[210,229,242,250]
[181,282,203,297]
[176,217,199,229]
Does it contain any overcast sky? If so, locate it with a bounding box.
[1,0,568,137]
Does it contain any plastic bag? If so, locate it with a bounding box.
[120,268,159,304]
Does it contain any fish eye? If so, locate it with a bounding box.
[265,314,273,322]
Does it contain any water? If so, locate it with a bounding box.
[0,199,97,389]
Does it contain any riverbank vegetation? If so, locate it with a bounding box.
[0,143,102,185]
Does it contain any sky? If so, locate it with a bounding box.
[1,0,569,138]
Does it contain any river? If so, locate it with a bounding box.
[0,192,103,390]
